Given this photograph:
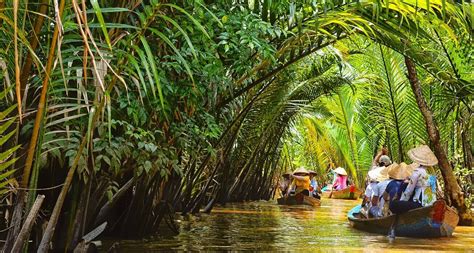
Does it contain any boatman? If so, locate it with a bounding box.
[332,167,348,191]
[288,167,311,196]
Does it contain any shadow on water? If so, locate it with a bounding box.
[101,198,474,252]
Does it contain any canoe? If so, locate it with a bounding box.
[322,185,362,200]
[347,200,459,237]
[277,194,321,207]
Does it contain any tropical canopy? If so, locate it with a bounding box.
[0,0,472,251]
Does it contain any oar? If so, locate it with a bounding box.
[329,186,334,198]
[388,214,399,241]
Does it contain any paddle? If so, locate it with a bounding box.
[388,215,399,241]
[329,186,334,198]
[387,200,401,241]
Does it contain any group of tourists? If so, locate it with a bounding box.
[279,167,321,199]
[361,145,439,218]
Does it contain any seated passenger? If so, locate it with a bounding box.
[390,145,438,214]
[288,167,311,196]
[383,162,414,215]
[332,167,348,191]
[370,147,392,171]
[368,164,392,217]
[362,170,377,206]
[308,170,320,199]
[362,166,385,217]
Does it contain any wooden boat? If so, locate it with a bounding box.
[347,200,459,237]
[277,194,321,207]
[322,185,362,200]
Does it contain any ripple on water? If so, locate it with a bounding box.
[101,198,474,252]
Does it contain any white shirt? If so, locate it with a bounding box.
[372,179,392,217]
[364,182,378,199]
[364,182,378,208]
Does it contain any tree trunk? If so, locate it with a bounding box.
[404,56,472,225]
[460,117,473,172]
[11,195,45,253]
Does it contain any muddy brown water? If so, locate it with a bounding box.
[101,198,474,252]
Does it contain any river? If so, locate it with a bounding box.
[101,198,474,252]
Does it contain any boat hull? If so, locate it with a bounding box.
[322,185,362,200]
[277,194,321,207]
[347,200,459,238]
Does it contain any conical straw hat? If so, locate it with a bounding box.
[385,162,399,180]
[334,167,347,176]
[293,167,309,175]
[368,166,388,182]
[368,167,382,181]
[388,162,413,180]
[377,166,390,182]
[308,170,317,175]
[407,145,438,166]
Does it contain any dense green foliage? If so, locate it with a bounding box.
[0,0,472,250]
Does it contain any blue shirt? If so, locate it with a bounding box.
[384,180,403,201]
[310,179,318,190]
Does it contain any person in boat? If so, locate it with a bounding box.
[361,166,386,217]
[378,162,413,216]
[368,163,393,217]
[279,172,291,196]
[308,170,320,199]
[287,167,311,196]
[370,147,392,171]
[390,145,438,214]
[363,148,391,206]
[332,167,348,191]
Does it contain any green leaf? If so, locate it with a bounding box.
[139,36,167,114]
[133,45,156,98]
[0,156,18,172]
[0,130,16,146]
[0,169,16,181]
[0,117,16,134]
[162,3,212,38]
[91,0,112,50]
[148,28,195,86]
[157,14,197,59]
[0,105,17,121]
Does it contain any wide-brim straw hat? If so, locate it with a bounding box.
[407,145,438,166]
[334,167,347,176]
[377,166,390,181]
[308,170,317,175]
[388,162,413,180]
[368,166,388,182]
[293,167,309,175]
[282,172,291,177]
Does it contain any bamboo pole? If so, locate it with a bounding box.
[11,195,45,253]
[20,0,65,190]
[13,0,22,120]
[20,0,49,96]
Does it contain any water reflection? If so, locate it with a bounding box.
[102,198,474,252]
